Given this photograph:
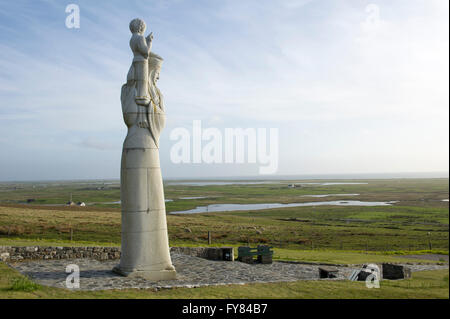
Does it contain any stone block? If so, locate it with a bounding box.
[382,263,411,280]
[319,266,339,278]
[239,256,254,264]
[0,252,10,261]
[356,270,372,281]
[207,248,221,260]
[221,247,234,261]
[258,255,272,264]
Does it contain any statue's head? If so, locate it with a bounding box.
[149,52,164,84]
[129,18,146,34]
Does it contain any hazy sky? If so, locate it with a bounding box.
[0,0,448,181]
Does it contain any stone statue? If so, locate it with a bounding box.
[113,18,176,281]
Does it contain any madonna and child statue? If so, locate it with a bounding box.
[113,18,176,280]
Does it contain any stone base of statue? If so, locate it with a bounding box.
[112,265,176,281]
[113,125,176,281]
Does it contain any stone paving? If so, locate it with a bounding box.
[8,253,449,291]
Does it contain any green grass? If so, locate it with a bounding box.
[0,201,449,252]
[271,248,445,264]
[0,178,448,298]
[0,179,448,252]
[1,178,448,208]
[0,237,119,247]
[0,262,447,299]
[8,276,41,292]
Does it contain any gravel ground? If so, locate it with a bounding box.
[8,253,449,291]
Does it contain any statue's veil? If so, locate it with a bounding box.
[146,52,165,147]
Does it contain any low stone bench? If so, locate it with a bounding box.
[237,245,273,264]
[319,266,339,278]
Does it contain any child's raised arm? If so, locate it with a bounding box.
[136,33,151,59]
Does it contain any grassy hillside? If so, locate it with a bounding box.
[0,178,447,299]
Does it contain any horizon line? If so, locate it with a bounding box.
[0,171,448,183]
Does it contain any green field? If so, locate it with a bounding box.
[0,178,448,298]
[1,178,448,251]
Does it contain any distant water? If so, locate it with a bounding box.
[298,182,368,186]
[166,181,368,186]
[170,200,397,214]
[301,194,360,198]
[166,181,280,186]
[443,199,449,202]
[179,196,208,200]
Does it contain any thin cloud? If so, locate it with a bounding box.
[76,138,117,151]
[0,0,448,180]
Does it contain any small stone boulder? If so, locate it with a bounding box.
[258,255,272,264]
[207,248,222,260]
[239,256,254,264]
[348,264,381,281]
[0,252,10,261]
[382,263,411,280]
[319,266,339,278]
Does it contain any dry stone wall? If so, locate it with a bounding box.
[0,246,234,262]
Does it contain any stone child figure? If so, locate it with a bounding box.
[128,18,153,106]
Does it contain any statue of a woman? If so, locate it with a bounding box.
[113,19,176,281]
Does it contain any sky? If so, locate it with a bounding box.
[0,0,448,181]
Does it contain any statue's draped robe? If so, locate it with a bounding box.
[118,63,174,274]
